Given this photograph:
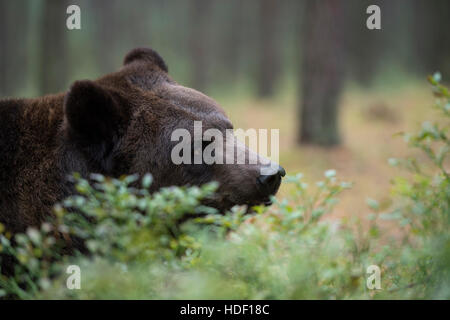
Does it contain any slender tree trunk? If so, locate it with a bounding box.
[257,0,280,98]
[91,0,119,74]
[298,0,346,146]
[0,0,9,97]
[0,0,29,97]
[222,0,243,82]
[189,0,212,92]
[344,0,383,87]
[39,0,68,95]
[412,0,450,77]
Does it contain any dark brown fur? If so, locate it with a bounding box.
[0,48,281,237]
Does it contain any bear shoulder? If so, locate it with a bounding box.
[0,99,23,183]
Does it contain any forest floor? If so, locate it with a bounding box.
[216,80,438,234]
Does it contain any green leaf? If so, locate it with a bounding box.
[324,169,337,178]
[142,174,153,189]
[366,198,380,211]
[388,158,399,166]
[432,72,442,83]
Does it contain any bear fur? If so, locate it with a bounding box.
[0,48,282,237]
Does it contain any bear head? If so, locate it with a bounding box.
[62,48,285,211]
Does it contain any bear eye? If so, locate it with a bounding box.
[202,139,214,150]
[192,140,214,160]
[188,139,215,168]
[202,138,217,158]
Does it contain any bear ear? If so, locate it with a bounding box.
[64,80,121,148]
[123,47,168,72]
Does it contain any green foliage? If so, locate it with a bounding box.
[0,175,218,298]
[40,170,357,299]
[383,73,450,298]
[1,76,449,299]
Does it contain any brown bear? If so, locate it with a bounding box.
[0,48,285,236]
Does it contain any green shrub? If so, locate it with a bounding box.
[0,174,218,298]
[382,72,450,298]
[37,170,356,299]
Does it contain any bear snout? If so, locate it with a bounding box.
[257,165,286,200]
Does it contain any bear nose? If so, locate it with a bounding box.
[257,165,286,196]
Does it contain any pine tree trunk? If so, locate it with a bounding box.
[299,0,345,146]
[257,0,280,98]
[0,1,29,97]
[0,0,9,97]
[189,0,212,92]
[39,0,68,95]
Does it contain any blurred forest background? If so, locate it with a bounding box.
[1,0,449,219]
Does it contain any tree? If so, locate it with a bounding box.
[344,0,384,87]
[0,0,9,97]
[189,0,212,92]
[0,0,29,98]
[39,0,69,95]
[91,0,120,74]
[257,0,280,98]
[221,0,244,83]
[412,0,450,77]
[298,0,346,146]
